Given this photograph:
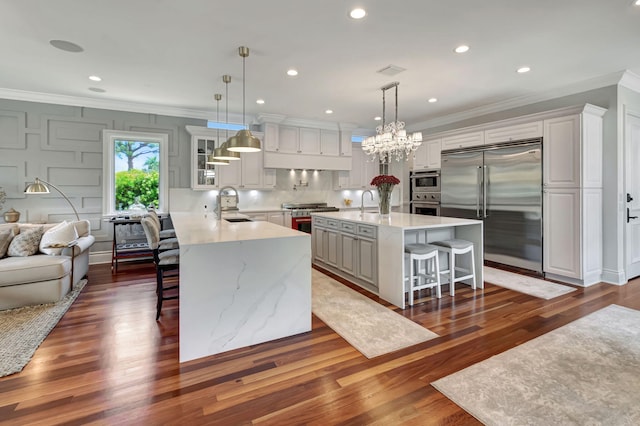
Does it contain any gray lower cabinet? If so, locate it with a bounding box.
[312,216,378,293]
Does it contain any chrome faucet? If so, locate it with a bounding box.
[361,190,374,215]
[217,186,239,219]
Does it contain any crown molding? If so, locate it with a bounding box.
[619,70,640,93]
[0,87,217,120]
[408,70,630,132]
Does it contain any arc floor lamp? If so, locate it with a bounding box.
[24,177,80,220]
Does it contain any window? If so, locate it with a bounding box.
[102,130,169,215]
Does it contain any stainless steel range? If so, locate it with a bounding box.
[282,202,339,233]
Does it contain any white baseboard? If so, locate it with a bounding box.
[90,251,112,265]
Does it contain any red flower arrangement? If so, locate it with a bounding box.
[370,174,400,187]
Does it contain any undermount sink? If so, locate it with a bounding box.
[224,218,253,223]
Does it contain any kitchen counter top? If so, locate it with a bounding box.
[312,211,482,229]
[171,211,306,246]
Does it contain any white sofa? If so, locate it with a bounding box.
[0,220,95,310]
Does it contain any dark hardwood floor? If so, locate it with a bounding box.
[2,261,640,425]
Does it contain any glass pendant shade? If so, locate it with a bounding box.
[226,129,261,152]
[212,142,241,160]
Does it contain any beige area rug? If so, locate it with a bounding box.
[0,279,87,377]
[432,304,640,425]
[312,270,438,358]
[484,266,576,299]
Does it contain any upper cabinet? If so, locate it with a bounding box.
[412,137,441,171]
[543,105,605,189]
[258,115,355,170]
[187,126,275,190]
[334,143,378,189]
[217,132,276,190]
[484,121,543,145]
[441,130,484,151]
[186,126,222,190]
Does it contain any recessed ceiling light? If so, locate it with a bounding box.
[49,39,84,53]
[517,66,531,73]
[325,109,333,114]
[428,98,438,103]
[454,45,469,53]
[349,8,366,19]
[287,69,298,77]
[88,87,106,93]
[636,0,640,5]
[89,75,102,82]
[256,99,265,104]
[374,116,382,121]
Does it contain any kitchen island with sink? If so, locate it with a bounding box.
[311,211,483,309]
[171,212,311,362]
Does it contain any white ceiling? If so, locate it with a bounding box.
[1,0,639,132]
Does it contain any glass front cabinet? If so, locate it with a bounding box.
[187,126,220,189]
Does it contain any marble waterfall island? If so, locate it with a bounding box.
[171,212,311,363]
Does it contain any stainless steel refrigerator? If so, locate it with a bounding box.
[440,139,542,273]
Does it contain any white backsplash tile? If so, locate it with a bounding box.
[169,169,403,213]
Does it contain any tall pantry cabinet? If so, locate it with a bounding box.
[542,104,606,285]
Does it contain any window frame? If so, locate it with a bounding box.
[102,129,169,216]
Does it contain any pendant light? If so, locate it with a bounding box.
[212,75,241,161]
[206,93,230,165]
[226,46,261,152]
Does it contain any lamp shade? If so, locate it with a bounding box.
[212,142,241,160]
[206,154,229,165]
[24,177,80,220]
[226,129,261,152]
[24,179,50,194]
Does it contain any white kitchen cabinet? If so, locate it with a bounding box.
[272,125,298,153]
[412,138,441,171]
[270,126,323,155]
[334,143,378,189]
[186,126,222,190]
[484,121,543,145]
[441,130,484,151]
[543,107,604,189]
[543,188,581,278]
[267,211,285,227]
[340,130,352,156]
[320,129,340,156]
[299,127,322,154]
[541,105,606,286]
[217,132,277,190]
[543,115,581,188]
[263,122,279,152]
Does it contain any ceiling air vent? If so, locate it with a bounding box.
[377,64,406,76]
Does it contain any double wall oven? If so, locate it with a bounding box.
[410,170,441,216]
[283,202,339,234]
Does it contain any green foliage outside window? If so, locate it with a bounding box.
[115,169,159,210]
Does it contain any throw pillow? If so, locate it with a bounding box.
[40,221,79,255]
[8,226,44,257]
[0,229,14,258]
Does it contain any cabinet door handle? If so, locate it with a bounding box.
[628,208,638,223]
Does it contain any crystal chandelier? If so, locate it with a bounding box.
[362,82,422,163]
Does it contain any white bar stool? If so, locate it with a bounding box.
[404,243,442,306]
[431,239,476,296]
